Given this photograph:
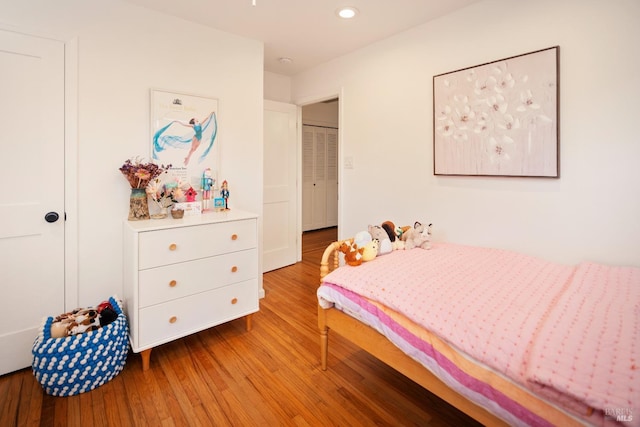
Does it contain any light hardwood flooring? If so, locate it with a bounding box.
[0,227,481,426]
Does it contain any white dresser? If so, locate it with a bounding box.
[123,210,259,370]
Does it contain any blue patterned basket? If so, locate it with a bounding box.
[32,296,130,397]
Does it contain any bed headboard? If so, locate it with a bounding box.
[319,238,352,283]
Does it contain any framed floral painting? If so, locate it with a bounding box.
[433,46,559,177]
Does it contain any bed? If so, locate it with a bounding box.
[317,240,640,426]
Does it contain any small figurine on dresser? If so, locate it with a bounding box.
[185,186,198,202]
[221,180,230,210]
[201,168,214,211]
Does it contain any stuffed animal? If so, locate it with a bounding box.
[50,321,70,339]
[381,221,398,241]
[392,239,405,250]
[368,225,392,255]
[353,230,372,248]
[381,221,405,250]
[362,239,379,261]
[402,222,433,250]
[99,307,118,326]
[96,300,118,326]
[49,300,119,338]
[51,308,101,338]
[339,241,364,266]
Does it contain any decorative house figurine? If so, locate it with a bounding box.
[185,186,198,202]
[173,185,202,216]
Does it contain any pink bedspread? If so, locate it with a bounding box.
[526,262,640,426]
[321,243,640,425]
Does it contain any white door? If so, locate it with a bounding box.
[0,30,65,375]
[263,100,298,272]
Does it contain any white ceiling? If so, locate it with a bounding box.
[122,0,483,76]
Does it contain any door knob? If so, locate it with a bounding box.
[44,212,59,223]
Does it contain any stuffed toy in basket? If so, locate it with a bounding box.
[32,296,129,397]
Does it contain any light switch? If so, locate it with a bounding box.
[344,156,354,169]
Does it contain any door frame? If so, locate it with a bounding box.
[295,88,344,241]
[64,36,79,311]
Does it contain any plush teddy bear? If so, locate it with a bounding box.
[368,225,393,255]
[402,222,433,250]
[339,241,364,266]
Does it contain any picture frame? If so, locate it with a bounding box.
[433,46,559,177]
[150,89,220,188]
[213,197,226,211]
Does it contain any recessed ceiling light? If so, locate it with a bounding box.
[336,7,358,19]
[278,57,293,64]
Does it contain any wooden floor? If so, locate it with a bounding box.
[0,227,481,427]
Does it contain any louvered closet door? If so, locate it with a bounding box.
[312,129,327,230]
[302,126,314,231]
[302,125,338,231]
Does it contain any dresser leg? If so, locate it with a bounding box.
[140,348,152,371]
[245,313,253,331]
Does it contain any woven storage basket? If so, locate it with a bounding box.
[32,296,129,397]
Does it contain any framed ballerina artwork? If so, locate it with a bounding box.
[150,89,220,188]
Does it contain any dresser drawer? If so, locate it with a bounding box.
[138,249,258,308]
[138,219,257,269]
[137,279,258,348]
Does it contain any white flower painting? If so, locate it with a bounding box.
[433,47,559,177]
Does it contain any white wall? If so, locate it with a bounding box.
[264,71,292,103]
[292,0,640,267]
[1,0,264,306]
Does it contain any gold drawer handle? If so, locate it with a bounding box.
[231,266,238,273]
[169,280,177,287]
[169,243,177,251]
[231,234,238,241]
[231,298,238,305]
[169,316,177,324]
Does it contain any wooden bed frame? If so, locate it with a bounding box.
[317,239,583,427]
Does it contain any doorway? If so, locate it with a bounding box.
[301,98,339,233]
[301,226,337,264]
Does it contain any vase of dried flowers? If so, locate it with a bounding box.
[128,188,150,220]
[119,158,171,221]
